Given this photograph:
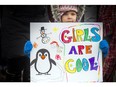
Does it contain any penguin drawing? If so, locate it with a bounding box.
[31,49,56,75]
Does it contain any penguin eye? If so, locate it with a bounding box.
[44,52,48,56]
[38,52,42,56]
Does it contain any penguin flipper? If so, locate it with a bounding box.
[50,59,56,66]
[30,59,36,66]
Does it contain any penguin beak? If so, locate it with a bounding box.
[41,55,46,60]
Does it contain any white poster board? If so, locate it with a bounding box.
[30,23,103,82]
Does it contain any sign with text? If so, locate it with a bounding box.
[30,23,103,82]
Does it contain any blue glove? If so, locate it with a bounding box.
[99,40,109,58]
[24,41,33,58]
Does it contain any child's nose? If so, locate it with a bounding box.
[67,15,72,19]
[67,17,72,19]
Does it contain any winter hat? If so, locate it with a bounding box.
[59,5,78,17]
[51,5,85,22]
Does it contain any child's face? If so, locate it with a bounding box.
[61,11,77,22]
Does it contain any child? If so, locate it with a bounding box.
[24,5,109,59]
[50,5,85,22]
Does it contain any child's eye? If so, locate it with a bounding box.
[64,13,68,16]
[71,13,76,16]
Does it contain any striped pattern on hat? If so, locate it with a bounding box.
[51,5,85,22]
[59,5,78,13]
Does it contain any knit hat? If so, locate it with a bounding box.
[59,5,78,16]
[51,5,85,22]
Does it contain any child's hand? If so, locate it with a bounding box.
[24,41,33,58]
[99,40,109,58]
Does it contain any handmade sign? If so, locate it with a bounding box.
[30,23,103,82]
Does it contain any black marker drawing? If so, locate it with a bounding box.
[37,27,51,44]
[30,49,56,75]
